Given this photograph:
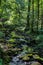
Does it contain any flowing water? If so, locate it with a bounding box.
[9,51,28,65]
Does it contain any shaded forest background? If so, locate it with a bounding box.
[0,0,43,65]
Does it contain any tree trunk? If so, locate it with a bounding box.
[41,0,43,30]
[31,0,34,32]
[37,0,39,33]
[25,0,31,31]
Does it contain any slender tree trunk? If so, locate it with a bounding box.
[31,0,34,32]
[25,0,31,31]
[41,14,43,30]
[37,0,39,33]
[41,0,43,30]
[0,0,2,18]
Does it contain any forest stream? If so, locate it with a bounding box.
[9,51,42,65]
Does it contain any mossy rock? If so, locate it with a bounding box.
[27,54,33,57]
[19,54,32,60]
[8,38,15,43]
[33,54,40,59]
[23,54,33,57]
[40,58,43,61]
[22,56,30,61]
[31,62,41,65]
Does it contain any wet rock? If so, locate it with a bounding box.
[12,57,19,62]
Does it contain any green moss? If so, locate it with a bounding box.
[8,38,15,43]
[27,54,33,57]
[22,56,30,61]
[33,54,40,59]
[40,58,43,61]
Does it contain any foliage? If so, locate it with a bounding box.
[0,31,5,38]
[0,0,43,65]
